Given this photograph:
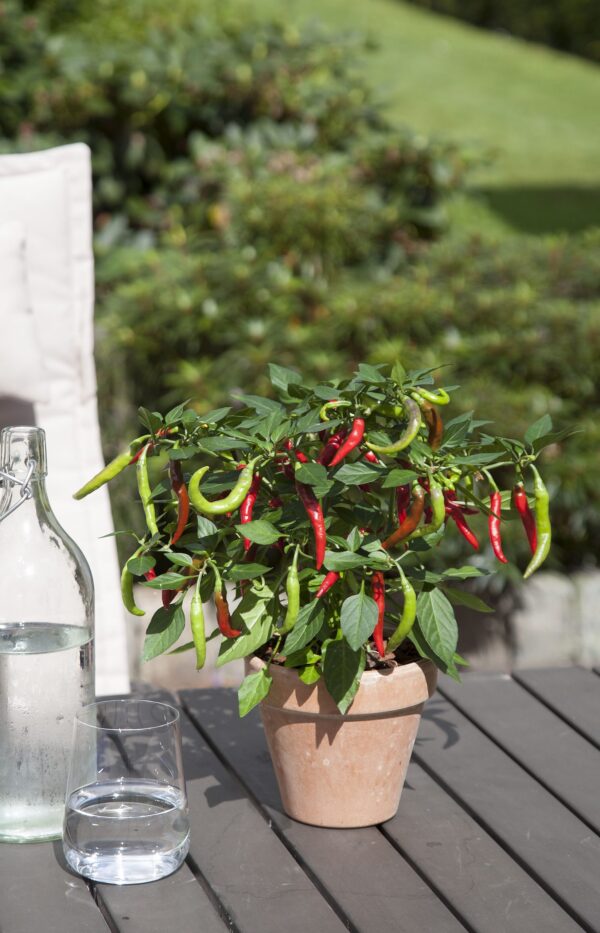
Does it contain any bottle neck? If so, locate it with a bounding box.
[0,426,51,524]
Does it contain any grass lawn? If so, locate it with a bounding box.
[254,0,600,233]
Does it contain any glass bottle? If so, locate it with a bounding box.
[0,426,95,842]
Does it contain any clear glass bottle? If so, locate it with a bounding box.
[0,426,94,842]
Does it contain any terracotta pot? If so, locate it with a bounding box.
[247,656,437,828]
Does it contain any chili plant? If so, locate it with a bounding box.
[76,362,559,716]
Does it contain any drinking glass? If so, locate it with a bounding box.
[62,699,190,884]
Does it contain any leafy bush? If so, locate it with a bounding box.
[404,0,600,63]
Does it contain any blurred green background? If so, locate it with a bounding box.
[2,0,599,572]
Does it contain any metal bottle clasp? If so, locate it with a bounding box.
[0,459,36,522]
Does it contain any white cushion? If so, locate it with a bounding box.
[0,222,47,402]
[0,144,129,696]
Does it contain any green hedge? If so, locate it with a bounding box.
[404,0,600,63]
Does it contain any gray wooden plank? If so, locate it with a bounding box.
[513,667,600,749]
[94,861,228,933]
[387,761,582,933]
[0,842,109,933]
[415,693,600,932]
[181,687,468,933]
[439,673,600,834]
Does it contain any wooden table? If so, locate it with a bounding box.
[1,668,599,933]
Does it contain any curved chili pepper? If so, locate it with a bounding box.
[319,399,351,421]
[316,570,340,598]
[412,386,450,406]
[408,479,445,540]
[523,465,551,579]
[328,418,366,468]
[371,571,386,658]
[448,507,480,550]
[422,402,444,451]
[137,443,159,537]
[189,458,259,516]
[366,396,421,455]
[120,548,145,617]
[73,434,151,499]
[240,473,262,552]
[169,460,190,546]
[190,578,206,670]
[215,588,241,638]
[296,480,326,569]
[489,490,508,564]
[281,547,300,633]
[386,568,417,652]
[382,484,426,550]
[317,428,348,466]
[513,483,537,555]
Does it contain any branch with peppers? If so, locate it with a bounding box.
[73,363,557,716]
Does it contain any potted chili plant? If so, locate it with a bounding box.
[76,362,554,828]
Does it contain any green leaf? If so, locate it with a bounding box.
[233,394,284,416]
[525,414,553,447]
[333,462,383,486]
[143,605,185,661]
[416,589,458,665]
[227,563,271,582]
[443,587,493,613]
[357,363,386,383]
[283,600,325,655]
[442,566,489,580]
[138,406,162,434]
[324,550,367,571]
[340,589,378,651]
[165,402,187,426]
[381,468,418,489]
[299,665,321,685]
[235,520,281,545]
[346,527,362,552]
[217,593,273,667]
[408,622,460,681]
[166,552,195,568]
[238,669,272,717]
[126,554,155,576]
[268,363,302,393]
[166,640,194,655]
[323,640,366,714]
[142,571,189,589]
[167,446,201,460]
[199,436,250,452]
[200,407,231,424]
[294,462,329,487]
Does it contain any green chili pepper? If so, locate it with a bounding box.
[120,548,145,617]
[386,567,416,652]
[73,434,150,500]
[407,478,445,540]
[319,399,351,422]
[137,443,159,537]
[412,387,450,406]
[190,576,206,670]
[281,547,300,633]
[189,458,260,516]
[523,465,551,579]
[366,396,421,455]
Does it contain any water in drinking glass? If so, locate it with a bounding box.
[63,779,190,885]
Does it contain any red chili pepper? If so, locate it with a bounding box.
[447,504,480,550]
[169,460,190,546]
[396,484,411,524]
[363,450,380,465]
[328,418,366,468]
[382,485,426,550]
[513,483,537,554]
[296,480,326,569]
[215,588,241,638]
[371,571,386,657]
[443,490,479,516]
[240,473,262,552]
[316,571,339,598]
[489,491,508,563]
[162,589,176,608]
[144,568,156,581]
[318,428,348,466]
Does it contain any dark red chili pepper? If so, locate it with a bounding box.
[371,572,386,658]
[169,460,190,546]
[513,483,537,555]
[396,484,411,524]
[443,490,479,516]
[446,503,479,550]
[489,491,508,564]
[215,588,241,638]
[422,401,444,450]
[318,428,348,466]
[240,473,262,552]
[382,485,426,550]
[316,571,339,598]
[296,480,326,569]
[328,418,366,468]
[363,450,380,465]
[162,589,176,608]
